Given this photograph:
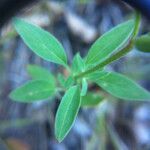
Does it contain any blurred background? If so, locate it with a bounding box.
[0,0,150,149]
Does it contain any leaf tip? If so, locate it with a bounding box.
[54,126,64,143]
[9,91,16,102]
[12,17,21,27]
[55,135,63,143]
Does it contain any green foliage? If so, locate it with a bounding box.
[55,86,80,142]
[72,53,85,75]
[10,15,150,142]
[135,33,150,52]
[9,80,55,102]
[85,20,134,67]
[57,73,66,88]
[81,92,104,107]
[81,78,88,96]
[64,76,75,89]
[13,18,67,67]
[92,71,150,100]
[57,74,74,89]
[85,70,107,80]
[27,64,56,86]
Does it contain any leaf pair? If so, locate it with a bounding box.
[13,18,134,75]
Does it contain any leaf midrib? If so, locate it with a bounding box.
[96,77,150,99]
[24,88,54,96]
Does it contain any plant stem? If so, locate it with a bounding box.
[74,11,141,80]
[132,11,141,38]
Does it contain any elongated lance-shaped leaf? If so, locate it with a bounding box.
[85,20,134,67]
[9,80,55,102]
[27,64,56,87]
[92,71,150,101]
[72,53,85,75]
[55,85,80,142]
[13,18,67,67]
[135,33,150,52]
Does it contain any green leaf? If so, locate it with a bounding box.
[81,92,104,107]
[93,71,150,101]
[55,86,80,142]
[135,33,150,52]
[9,80,55,102]
[64,76,74,89]
[85,70,106,81]
[72,53,85,75]
[81,78,88,96]
[85,20,134,67]
[57,73,66,88]
[13,18,67,66]
[57,74,74,89]
[27,64,55,87]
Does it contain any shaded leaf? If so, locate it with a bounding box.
[57,73,66,88]
[55,86,80,142]
[85,20,134,67]
[81,92,103,107]
[27,64,55,87]
[13,18,67,66]
[135,33,150,52]
[9,80,55,102]
[93,71,150,101]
